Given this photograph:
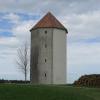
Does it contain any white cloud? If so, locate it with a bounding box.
[0,36,19,47]
[67,42,100,83]
[0,13,37,46]
[0,0,100,15]
[58,10,100,44]
[3,13,20,24]
[12,20,33,40]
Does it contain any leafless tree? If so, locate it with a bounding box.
[16,41,29,82]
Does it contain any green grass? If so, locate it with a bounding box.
[0,84,99,100]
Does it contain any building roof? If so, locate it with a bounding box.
[30,12,68,33]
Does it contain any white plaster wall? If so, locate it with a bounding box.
[31,28,67,84]
[38,28,53,84]
[53,29,66,84]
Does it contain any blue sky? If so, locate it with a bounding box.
[0,0,100,83]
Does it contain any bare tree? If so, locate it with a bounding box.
[16,41,29,82]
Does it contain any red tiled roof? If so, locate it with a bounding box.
[30,12,68,33]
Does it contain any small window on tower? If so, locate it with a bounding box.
[45,44,47,48]
[45,59,47,62]
[44,73,46,77]
[45,30,47,34]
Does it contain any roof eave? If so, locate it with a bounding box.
[30,27,68,33]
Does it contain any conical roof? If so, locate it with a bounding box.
[30,12,68,33]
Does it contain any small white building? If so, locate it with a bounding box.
[30,12,68,84]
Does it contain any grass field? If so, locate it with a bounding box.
[0,84,100,100]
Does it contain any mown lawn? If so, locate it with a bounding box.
[0,84,99,100]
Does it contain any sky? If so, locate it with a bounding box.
[0,0,100,83]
